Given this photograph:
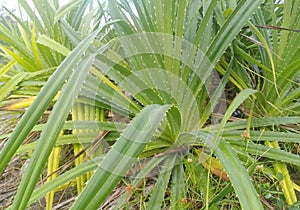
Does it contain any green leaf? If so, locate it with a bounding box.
[1,46,37,72]
[0,29,100,176]
[0,72,28,101]
[146,155,177,209]
[37,35,71,56]
[216,88,257,135]
[113,156,168,209]
[31,25,43,69]
[205,116,300,132]
[0,60,17,78]
[54,0,83,23]
[27,156,103,207]
[18,0,46,34]
[70,104,170,209]
[10,54,95,209]
[230,141,300,167]
[193,131,263,210]
[223,130,300,143]
[169,164,186,209]
[206,0,263,65]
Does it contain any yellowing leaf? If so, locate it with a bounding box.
[1,91,61,110]
[224,8,233,19]
[202,156,229,181]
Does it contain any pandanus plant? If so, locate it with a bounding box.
[0,0,108,209]
[215,0,300,207]
[1,0,299,209]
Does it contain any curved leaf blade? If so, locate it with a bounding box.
[71,104,170,210]
[193,131,263,210]
[0,30,100,175]
[27,156,103,207]
[10,54,95,210]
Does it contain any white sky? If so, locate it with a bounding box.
[0,0,285,17]
[0,0,71,15]
[0,0,18,12]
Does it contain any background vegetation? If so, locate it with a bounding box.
[0,0,300,209]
